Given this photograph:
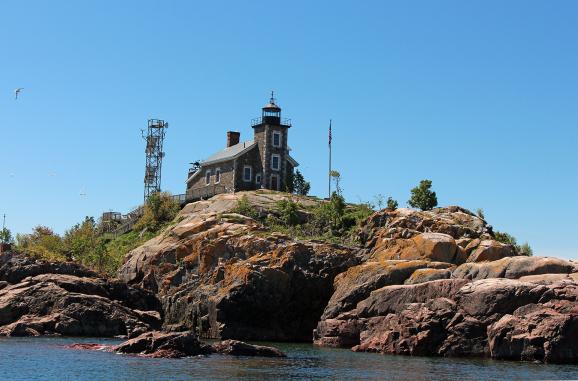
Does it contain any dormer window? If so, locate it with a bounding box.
[272,131,281,147]
[205,170,211,185]
[271,154,280,171]
[243,165,252,182]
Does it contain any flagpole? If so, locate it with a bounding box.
[328,119,332,199]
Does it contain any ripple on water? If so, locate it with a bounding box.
[1,337,577,381]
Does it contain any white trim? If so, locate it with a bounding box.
[272,131,281,148]
[255,173,262,185]
[243,165,252,182]
[271,154,281,171]
[214,167,221,184]
[205,170,212,185]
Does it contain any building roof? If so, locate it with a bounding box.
[204,140,256,165]
[185,140,257,184]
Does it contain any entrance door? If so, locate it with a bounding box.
[270,174,279,191]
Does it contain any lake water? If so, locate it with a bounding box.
[1,337,577,380]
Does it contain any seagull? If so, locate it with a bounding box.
[80,188,87,197]
[14,88,24,100]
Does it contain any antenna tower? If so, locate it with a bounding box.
[142,119,168,202]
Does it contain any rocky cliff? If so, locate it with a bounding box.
[119,192,578,362]
[314,207,578,363]
[0,252,161,337]
[118,191,359,341]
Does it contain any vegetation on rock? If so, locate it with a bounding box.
[386,197,398,210]
[494,230,533,256]
[408,179,438,211]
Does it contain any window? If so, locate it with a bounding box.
[205,170,211,185]
[271,154,280,171]
[215,168,221,184]
[243,165,252,182]
[272,131,281,147]
[255,173,262,184]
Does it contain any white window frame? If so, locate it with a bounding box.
[272,131,281,148]
[271,154,280,171]
[255,173,262,185]
[214,168,221,184]
[205,170,211,185]
[243,165,252,182]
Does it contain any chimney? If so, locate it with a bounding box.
[227,131,240,147]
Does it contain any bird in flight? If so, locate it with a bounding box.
[14,88,24,100]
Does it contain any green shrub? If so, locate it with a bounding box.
[408,179,438,211]
[276,199,300,226]
[494,231,517,246]
[386,197,398,210]
[233,195,260,219]
[0,227,13,244]
[519,242,533,256]
[15,226,67,262]
[476,208,485,219]
[494,230,533,256]
[293,170,311,196]
[134,192,180,232]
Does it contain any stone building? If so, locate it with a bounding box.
[185,95,299,200]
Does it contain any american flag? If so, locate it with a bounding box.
[328,120,332,146]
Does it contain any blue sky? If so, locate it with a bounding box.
[1,1,577,259]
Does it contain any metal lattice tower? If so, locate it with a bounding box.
[143,119,168,202]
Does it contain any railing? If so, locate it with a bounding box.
[251,117,292,127]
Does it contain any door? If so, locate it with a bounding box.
[270,174,279,191]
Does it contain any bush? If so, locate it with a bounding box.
[494,230,533,256]
[386,197,398,210]
[276,199,300,226]
[15,226,67,262]
[476,208,485,220]
[233,195,260,219]
[134,192,180,232]
[0,227,13,244]
[494,231,517,246]
[519,242,533,256]
[408,179,438,211]
[293,170,311,196]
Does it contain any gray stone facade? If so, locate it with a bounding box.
[185,97,298,198]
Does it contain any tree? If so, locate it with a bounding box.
[476,208,485,220]
[408,179,438,211]
[494,231,517,246]
[330,170,342,196]
[386,197,399,210]
[15,226,66,261]
[0,227,12,244]
[374,194,385,210]
[285,171,295,193]
[134,192,180,232]
[519,242,533,256]
[293,170,311,196]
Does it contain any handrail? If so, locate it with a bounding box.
[251,117,292,127]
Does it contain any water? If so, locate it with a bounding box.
[1,337,577,381]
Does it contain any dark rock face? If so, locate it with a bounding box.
[118,192,359,342]
[314,277,578,363]
[210,339,286,357]
[113,331,207,358]
[102,331,286,358]
[0,252,161,337]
